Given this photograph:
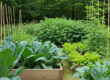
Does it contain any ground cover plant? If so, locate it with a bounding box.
[34,17,87,46]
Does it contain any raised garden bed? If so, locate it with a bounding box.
[11,65,63,80]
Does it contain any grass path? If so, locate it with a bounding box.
[62,60,80,80]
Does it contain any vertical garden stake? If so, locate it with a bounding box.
[10,7,13,35]
[13,7,15,33]
[0,2,2,45]
[3,5,5,39]
[107,0,109,54]
[5,4,9,36]
[98,0,99,30]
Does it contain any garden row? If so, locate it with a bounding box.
[0,17,110,80]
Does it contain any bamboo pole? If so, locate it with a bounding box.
[3,5,5,39]
[98,0,99,30]
[20,10,22,29]
[5,4,9,36]
[19,10,20,30]
[10,7,13,35]
[107,0,109,54]
[1,1,2,45]
[13,7,15,32]
[89,1,91,27]
[102,0,105,30]
[87,3,88,25]
[92,0,93,27]
[8,6,11,35]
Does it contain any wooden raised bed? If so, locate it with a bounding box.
[10,65,63,80]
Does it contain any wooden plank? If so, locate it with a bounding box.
[11,66,63,80]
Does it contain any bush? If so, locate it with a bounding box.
[35,18,87,46]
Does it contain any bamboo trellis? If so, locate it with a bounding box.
[0,1,22,45]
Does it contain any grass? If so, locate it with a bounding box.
[59,51,80,80]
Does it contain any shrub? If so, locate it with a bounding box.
[35,17,87,46]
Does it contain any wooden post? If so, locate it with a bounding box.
[107,0,109,54]
[89,1,91,27]
[102,0,105,30]
[8,6,11,35]
[3,5,5,39]
[92,0,93,27]
[0,2,2,44]
[13,7,15,32]
[5,4,9,36]
[98,0,99,30]
[10,7,13,35]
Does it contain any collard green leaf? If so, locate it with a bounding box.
[22,48,33,58]
[13,67,25,77]
[0,60,8,78]
[10,76,21,80]
[73,73,80,78]
[0,77,9,80]
[34,66,41,69]
[0,49,16,66]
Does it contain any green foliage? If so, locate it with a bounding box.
[73,59,110,80]
[63,42,101,69]
[2,0,109,23]
[35,18,87,46]
[2,36,67,69]
[11,30,34,43]
[0,38,25,80]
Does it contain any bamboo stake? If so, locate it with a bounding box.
[98,0,99,30]
[3,5,5,39]
[13,7,15,32]
[1,1,2,45]
[19,10,20,30]
[92,0,93,27]
[102,0,105,30]
[8,6,11,35]
[20,10,22,29]
[107,0,109,54]
[5,4,9,36]
[10,7,13,35]
[87,3,88,25]
[89,1,91,27]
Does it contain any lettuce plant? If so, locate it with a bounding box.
[73,59,110,80]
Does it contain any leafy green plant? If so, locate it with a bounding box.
[35,18,87,46]
[73,59,110,80]
[63,42,101,69]
[2,36,67,69]
[0,42,25,80]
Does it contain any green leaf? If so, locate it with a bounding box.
[41,63,47,69]
[0,49,16,66]
[13,67,25,77]
[73,73,80,78]
[0,77,9,80]
[22,48,32,58]
[34,66,41,69]
[11,76,21,80]
[0,60,8,78]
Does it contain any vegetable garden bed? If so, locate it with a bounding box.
[11,65,63,80]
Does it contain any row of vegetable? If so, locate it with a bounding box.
[0,36,67,80]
